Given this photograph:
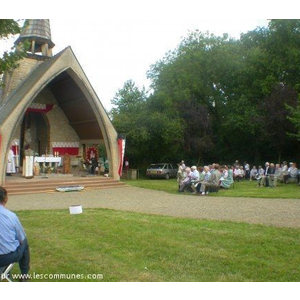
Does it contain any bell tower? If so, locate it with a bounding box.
[15,19,55,57]
[1,20,56,103]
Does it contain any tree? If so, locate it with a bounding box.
[112,20,300,166]
[147,31,251,163]
[110,80,147,115]
[0,19,26,76]
[287,100,300,141]
[261,84,298,162]
[110,80,184,167]
[147,22,300,164]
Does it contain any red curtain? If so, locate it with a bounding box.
[52,147,79,156]
[118,138,126,176]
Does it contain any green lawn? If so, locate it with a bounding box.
[124,178,300,199]
[10,208,300,282]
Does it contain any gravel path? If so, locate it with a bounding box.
[7,186,300,228]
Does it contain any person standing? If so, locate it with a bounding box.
[0,187,30,280]
[6,148,16,176]
[179,167,192,192]
[22,145,34,179]
[244,161,250,180]
[177,161,185,190]
[124,159,129,174]
[89,151,98,175]
[268,163,277,187]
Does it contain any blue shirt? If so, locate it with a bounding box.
[0,205,26,255]
[191,170,200,181]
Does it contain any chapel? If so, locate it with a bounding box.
[0,19,122,185]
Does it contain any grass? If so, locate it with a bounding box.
[124,178,300,199]
[10,208,300,282]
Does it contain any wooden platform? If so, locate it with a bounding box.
[4,176,127,196]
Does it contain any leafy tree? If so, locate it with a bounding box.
[148,31,250,163]
[261,84,298,162]
[111,80,147,114]
[0,19,26,76]
[111,80,184,167]
[287,100,300,141]
[112,20,300,166]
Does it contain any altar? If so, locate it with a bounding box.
[34,156,62,165]
[33,156,62,174]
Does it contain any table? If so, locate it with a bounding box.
[34,157,62,165]
[34,157,62,174]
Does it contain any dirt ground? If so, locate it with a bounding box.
[7,186,300,228]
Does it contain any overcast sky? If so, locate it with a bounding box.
[1,0,292,112]
[50,18,269,111]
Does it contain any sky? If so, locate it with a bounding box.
[0,0,292,113]
[50,18,269,111]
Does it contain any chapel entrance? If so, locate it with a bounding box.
[20,111,49,164]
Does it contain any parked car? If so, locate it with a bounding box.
[146,163,177,179]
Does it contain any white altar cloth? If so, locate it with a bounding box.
[34,157,62,166]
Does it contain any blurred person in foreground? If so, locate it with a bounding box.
[0,187,30,280]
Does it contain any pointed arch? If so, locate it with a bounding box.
[0,47,119,185]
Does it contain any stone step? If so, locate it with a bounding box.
[7,183,127,196]
[4,176,126,195]
[5,178,119,188]
[6,180,126,191]
[5,176,115,185]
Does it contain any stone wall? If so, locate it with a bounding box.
[33,87,80,154]
[1,57,42,103]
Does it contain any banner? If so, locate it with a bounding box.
[51,142,79,156]
[26,103,54,113]
[117,134,126,176]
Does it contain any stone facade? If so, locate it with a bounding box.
[33,87,80,153]
[1,57,43,104]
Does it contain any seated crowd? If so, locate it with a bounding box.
[177,160,300,195]
[177,162,233,196]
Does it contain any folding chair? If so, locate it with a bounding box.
[0,263,15,282]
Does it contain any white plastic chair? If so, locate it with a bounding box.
[0,263,15,282]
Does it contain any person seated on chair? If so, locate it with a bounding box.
[0,187,30,280]
[256,165,265,187]
[233,165,240,181]
[193,166,205,193]
[260,162,271,187]
[283,162,298,183]
[267,163,276,187]
[193,166,211,193]
[199,164,221,196]
[250,166,258,181]
[220,165,234,189]
[234,166,244,182]
[238,166,245,181]
[179,167,192,192]
[190,166,200,194]
[274,163,282,182]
